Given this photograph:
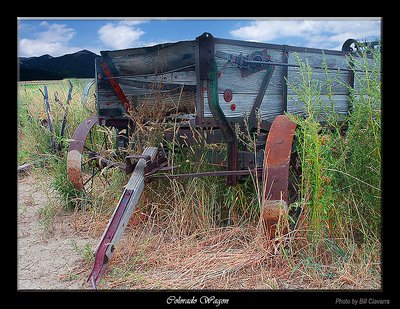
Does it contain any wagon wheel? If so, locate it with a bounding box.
[67,115,123,201]
[341,39,358,52]
[260,115,301,239]
[287,139,302,231]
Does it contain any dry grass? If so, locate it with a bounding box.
[102,224,283,289]
[71,210,379,290]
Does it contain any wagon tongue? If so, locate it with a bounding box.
[87,147,159,289]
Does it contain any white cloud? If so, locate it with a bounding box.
[230,20,312,41]
[98,21,145,49]
[19,39,80,57]
[119,20,148,26]
[18,22,79,57]
[37,21,76,42]
[230,19,381,50]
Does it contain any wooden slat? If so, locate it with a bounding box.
[282,49,289,113]
[97,101,124,109]
[203,92,349,122]
[215,65,284,95]
[353,71,381,92]
[351,55,377,71]
[287,94,349,119]
[118,80,195,96]
[288,50,350,70]
[134,91,196,114]
[287,68,350,95]
[102,41,196,76]
[204,93,283,121]
[121,70,196,85]
[98,89,196,115]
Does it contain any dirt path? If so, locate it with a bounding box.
[17,173,97,290]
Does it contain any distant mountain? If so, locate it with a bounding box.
[18,50,99,81]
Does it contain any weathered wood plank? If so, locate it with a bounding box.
[98,85,196,114]
[353,71,381,93]
[204,93,283,121]
[215,65,284,95]
[287,94,349,119]
[118,80,196,96]
[203,92,349,121]
[287,68,350,95]
[288,50,350,70]
[102,41,196,76]
[18,162,34,174]
[351,55,377,71]
[122,71,197,85]
[98,101,124,110]
[97,88,120,97]
[134,91,196,114]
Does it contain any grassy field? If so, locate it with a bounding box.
[17,47,381,289]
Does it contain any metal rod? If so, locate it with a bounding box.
[149,168,263,180]
[243,59,367,73]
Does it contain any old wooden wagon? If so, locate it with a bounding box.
[66,32,377,288]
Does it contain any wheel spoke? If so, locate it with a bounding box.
[83,167,101,187]
[102,130,108,148]
[84,145,96,153]
[89,129,94,147]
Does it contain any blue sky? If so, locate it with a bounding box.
[17,18,381,57]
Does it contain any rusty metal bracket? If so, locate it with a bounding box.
[215,49,272,77]
[124,149,168,175]
[261,115,297,239]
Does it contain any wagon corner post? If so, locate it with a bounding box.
[197,32,238,186]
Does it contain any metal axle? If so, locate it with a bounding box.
[148,168,263,180]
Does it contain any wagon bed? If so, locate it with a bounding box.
[95,32,373,130]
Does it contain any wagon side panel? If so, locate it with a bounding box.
[286,50,352,121]
[96,41,198,126]
[198,39,285,126]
